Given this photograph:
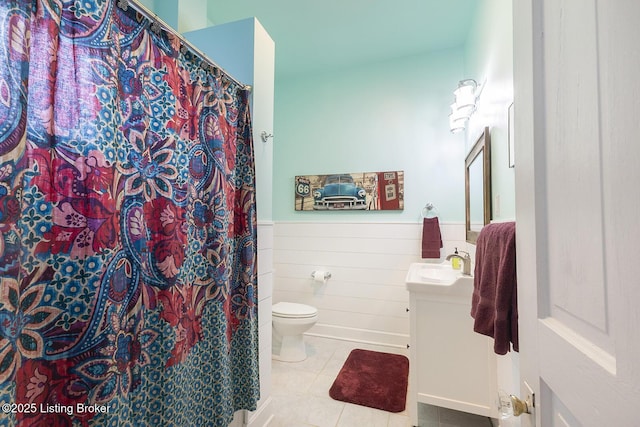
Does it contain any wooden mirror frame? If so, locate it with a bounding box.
[465,127,492,244]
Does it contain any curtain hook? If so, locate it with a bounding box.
[150,21,161,35]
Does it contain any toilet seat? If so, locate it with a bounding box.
[272,302,317,319]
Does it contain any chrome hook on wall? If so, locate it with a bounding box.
[422,202,439,219]
[260,131,273,143]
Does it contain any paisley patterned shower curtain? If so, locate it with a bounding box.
[0,1,259,426]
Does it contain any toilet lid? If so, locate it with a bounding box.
[272,302,317,318]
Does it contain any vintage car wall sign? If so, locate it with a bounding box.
[294,171,404,211]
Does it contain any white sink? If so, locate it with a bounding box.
[405,262,474,293]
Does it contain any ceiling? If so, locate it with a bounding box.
[206,0,480,78]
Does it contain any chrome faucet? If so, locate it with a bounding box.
[446,251,472,276]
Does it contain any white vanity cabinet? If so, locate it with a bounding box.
[406,263,498,425]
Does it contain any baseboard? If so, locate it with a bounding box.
[307,323,409,349]
[246,396,273,427]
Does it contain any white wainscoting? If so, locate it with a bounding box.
[273,221,470,348]
[244,221,274,427]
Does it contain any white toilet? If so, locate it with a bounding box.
[272,302,318,362]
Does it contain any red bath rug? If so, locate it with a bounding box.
[329,349,409,413]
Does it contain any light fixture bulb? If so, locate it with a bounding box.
[456,104,476,119]
[449,111,467,133]
[454,80,478,110]
[448,79,480,133]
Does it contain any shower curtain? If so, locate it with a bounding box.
[0,1,259,426]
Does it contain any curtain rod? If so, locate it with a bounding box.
[116,0,251,92]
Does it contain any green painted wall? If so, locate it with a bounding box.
[138,0,178,30]
[139,0,207,32]
[273,49,468,222]
[464,0,515,221]
[144,0,515,224]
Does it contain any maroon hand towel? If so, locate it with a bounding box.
[471,222,518,355]
[421,217,443,259]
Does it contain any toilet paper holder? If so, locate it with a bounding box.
[311,271,331,280]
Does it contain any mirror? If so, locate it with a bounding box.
[465,127,491,244]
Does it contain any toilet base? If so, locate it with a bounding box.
[272,332,307,362]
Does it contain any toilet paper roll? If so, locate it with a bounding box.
[312,271,329,284]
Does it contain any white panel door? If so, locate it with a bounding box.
[514,1,640,426]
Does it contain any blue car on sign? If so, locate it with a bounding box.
[313,174,367,210]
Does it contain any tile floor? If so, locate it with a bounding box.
[269,335,494,427]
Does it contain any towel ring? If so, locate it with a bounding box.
[422,203,439,219]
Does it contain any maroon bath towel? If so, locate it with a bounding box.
[471,222,518,355]
[421,217,442,259]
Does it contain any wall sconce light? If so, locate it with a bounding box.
[449,79,482,133]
